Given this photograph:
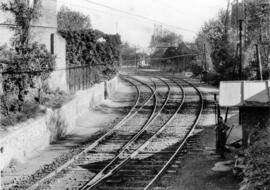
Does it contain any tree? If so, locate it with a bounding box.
[121,42,140,66]
[0,0,55,112]
[150,29,182,48]
[57,6,91,31]
[197,10,235,78]
[1,0,41,50]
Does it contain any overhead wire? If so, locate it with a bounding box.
[0,23,57,29]
[0,0,202,75]
[59,0,197,34]
[122,52,203,63]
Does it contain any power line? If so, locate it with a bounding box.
[76,0,197,34]
[0,64,107,75]
[122,52,203,62]
[154,0,189,16]
[151,53,203,60]
[0,23,57,29]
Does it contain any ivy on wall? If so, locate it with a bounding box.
[59,29,121,79]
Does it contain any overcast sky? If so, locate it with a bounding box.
[58,0,228,49]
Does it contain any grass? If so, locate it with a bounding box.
[0,91,73,129]
[1,102,46,128]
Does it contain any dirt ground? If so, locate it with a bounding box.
[169,127,241,190]
[168,77,242,190]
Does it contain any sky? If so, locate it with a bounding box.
[57,0,228,49]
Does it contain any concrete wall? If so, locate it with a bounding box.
[0,76,119,170]
[48,33,68,91]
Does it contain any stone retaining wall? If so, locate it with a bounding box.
[0,76,119,170]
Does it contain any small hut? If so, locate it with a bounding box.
[219,80,270,147]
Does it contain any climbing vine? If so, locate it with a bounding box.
[0,0,55,113]
[59,29,121,79]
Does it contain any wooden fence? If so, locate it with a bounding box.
[67,65,100,92]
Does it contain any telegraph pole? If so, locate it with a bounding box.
[236,0,239,37]
[135,45,137,71]
[204,43,207,70]
[239,19,244,80]
[256,44,263,80]
[203,43,208,83]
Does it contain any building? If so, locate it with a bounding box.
[0,0,67,91]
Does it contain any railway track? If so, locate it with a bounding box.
[3,76,154,190]
[9,75,203,190]
[25,76,164,190]
[77,77,177,190]
[78,77,203,190]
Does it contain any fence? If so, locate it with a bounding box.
[67,65,101,92]
[0,64,111,94]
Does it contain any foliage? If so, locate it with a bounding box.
[0,101,45,127]
[189,62,203,77]
[242,125,270,190]
[150,29,182,48]
[1,0,41,49]
[201,1,270,83]
[196,10,236,80]
[0,0,55,113]
[150,41,197,73]
[57,6,91,31]
[1,43,55,113]
[121,42,148,66]
[59,29,121,79]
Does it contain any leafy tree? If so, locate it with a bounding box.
[120,42,141,66]
[150,30,182,48]
[0,0,55,112]
[57,6,91,31]
[1,0,41,50]
[197,10,235,79]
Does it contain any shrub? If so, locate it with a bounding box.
[190,62,203,76]
[242,126,270,190]
[1,43,55,113]
[59,29,121,80]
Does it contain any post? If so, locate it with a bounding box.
[239,19,244,80]
[104,81,108,100]
[256,44,263,80]
[135,46,137,72]
[236,0,239,37]
[204,44,207,70]
[50,33,54,54]
[214,94,217,124]
[203,44,208,83]
[225,107,229,123]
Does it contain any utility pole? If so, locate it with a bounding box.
[202,43,208,83]
[115,22,118,34]
[236,0,239,37]
[239,19,244,80]
[256,44,263,80]
[135,45,137,71]
[243,0,247,42]
[204,43,207,70]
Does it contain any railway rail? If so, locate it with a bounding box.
[81,77,203,190]
[25,75,161,190]
[6,75,204,190]
[78,76,175,190]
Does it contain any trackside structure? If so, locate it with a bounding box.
[219,80,270,147]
